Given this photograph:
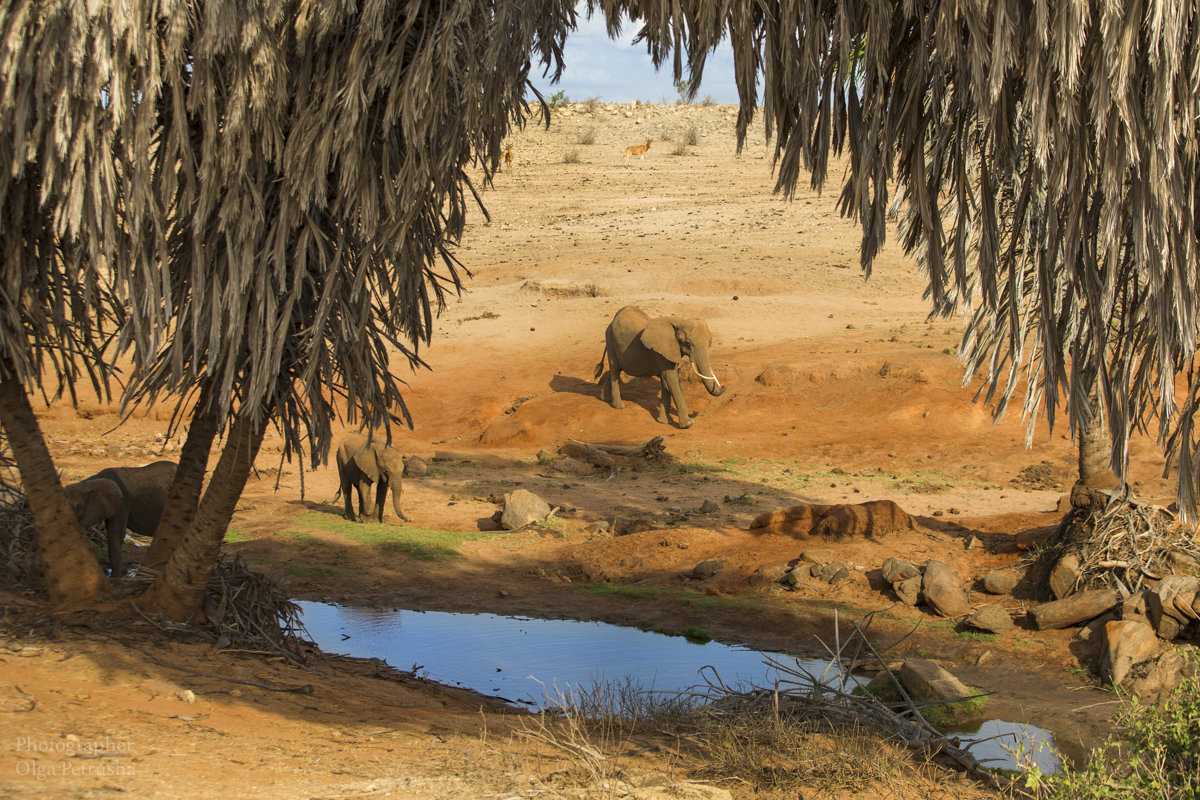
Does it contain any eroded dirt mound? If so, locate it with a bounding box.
[749,499,916,539]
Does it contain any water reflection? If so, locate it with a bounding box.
[297,601,1066,773]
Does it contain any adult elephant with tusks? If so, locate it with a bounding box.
[336,432,411,523]
[63,460,177,578]
[594,305,726,428]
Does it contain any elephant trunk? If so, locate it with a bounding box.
[702,376,726,397]
[690,349,725,397]
[391,478,405,520]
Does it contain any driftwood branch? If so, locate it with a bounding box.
[560,437,666,468]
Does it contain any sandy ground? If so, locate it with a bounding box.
[2,101,1174,799]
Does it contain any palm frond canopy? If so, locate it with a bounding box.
[2,0,575,462]
[601,0,1200,513]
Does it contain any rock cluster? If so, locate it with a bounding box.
[981,539,1197,696]
[878,558,972,619]
[777,549,858,590]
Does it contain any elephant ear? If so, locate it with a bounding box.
[640,317,682,363]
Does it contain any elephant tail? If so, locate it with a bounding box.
[594,347,608,381]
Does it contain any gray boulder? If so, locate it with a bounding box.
[812,562,851,585]
[881,557,921,584]
[899,658,973,701]
[499,489,552,530]
[982,567,1024,595]
[1145,575,1199,640]
[894,576,922,606]
[1102,618,1161,687]
[921,560,971,617]
[1126,651,1187,700]
[402,455,428,478]
[963,604,1014,634]
[691,559,724,580]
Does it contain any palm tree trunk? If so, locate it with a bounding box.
[0,365,107,608]
[141,381,219,575]
[139,402,268,621]
[1078,386,1119,490]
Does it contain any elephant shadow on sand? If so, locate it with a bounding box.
[549,373,667,421]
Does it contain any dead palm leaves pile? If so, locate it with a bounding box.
[1056,494,1200,598]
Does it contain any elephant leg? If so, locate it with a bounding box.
[661,369,692,428]
[357,479,376,520]
[373,481,387,523]
[341,475,357,521]
[105,508,130,577]
[609,368,624,409]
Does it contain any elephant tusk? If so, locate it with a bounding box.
[691,362,722,388]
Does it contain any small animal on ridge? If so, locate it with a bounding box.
[624,139,651,164]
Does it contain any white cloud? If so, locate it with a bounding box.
[528,6,744,104]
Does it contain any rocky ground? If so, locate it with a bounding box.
[2,101,1191,799]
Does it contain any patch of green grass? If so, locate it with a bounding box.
[664,459,722,476]
[683,625,712,643]
[348,526,485,561]
[224,529,252,543]
[854,680,989,726]
[537,452,555,466]
[274,530,318,546]
[956,630,999,643]
[290,512,496,561]
[285,564,349,579]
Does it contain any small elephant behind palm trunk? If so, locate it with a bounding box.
[336,433,415,523]
[64,460,177,578]
[594,305,725,428]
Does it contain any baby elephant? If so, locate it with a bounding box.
[594,305,725,428]
[336,433,414,523]
[64,460,177,578]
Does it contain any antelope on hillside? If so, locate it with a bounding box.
[624,139,651,164]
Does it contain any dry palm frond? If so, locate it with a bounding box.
[598,0,1200,516]
[2,1,576,467]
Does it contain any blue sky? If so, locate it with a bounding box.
[527,6,743,105]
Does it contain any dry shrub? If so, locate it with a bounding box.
[516,618,1012,799]
[691,713,916,795]
[519,678,690,785]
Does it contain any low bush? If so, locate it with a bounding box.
[1044,659,1199,799]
